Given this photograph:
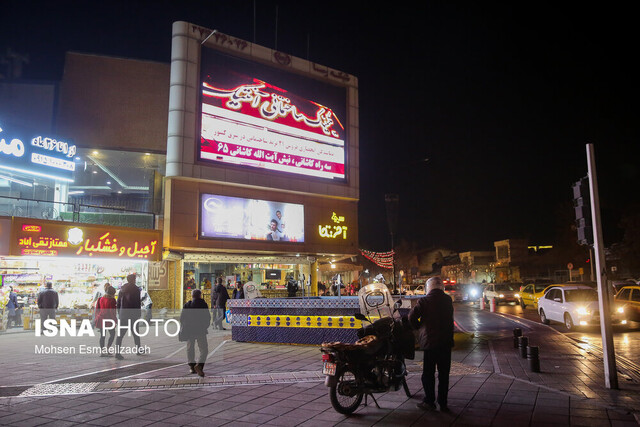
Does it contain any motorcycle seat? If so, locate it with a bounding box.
[321,334,382,355]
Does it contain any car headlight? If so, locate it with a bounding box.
[514,293,520,298]
[498,294,504,298]
[577,307,589,316]
[617,307,624,314]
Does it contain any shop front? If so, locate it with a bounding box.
[0,216,161,329]
[163,177,359,310]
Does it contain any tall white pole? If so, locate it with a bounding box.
[586,143,618,389]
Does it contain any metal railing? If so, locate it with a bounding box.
[0,195,156,229]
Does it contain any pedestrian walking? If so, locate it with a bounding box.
[5,287,18,328]
[408,276,454,412]
[114,273,142,359]
[211,278,229,330]
[179,289,210,377]
[95,285,117,356]
[91,282,110,323]
[37,282,59,322]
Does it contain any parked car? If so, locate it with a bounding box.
[483,283,521,305]
[614,286,640,322]
[538,285,626,331]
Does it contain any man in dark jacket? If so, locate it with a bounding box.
[211,278,229,330]
[180,289,211,377]
[114,273,142,359]
[37,282,59,322]
[6,286,19,328]
[408,276,454,412]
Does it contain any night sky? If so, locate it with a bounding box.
[2,1,638,252]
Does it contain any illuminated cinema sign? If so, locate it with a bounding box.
[11,219,162,261]
[318,212,348,240]
[199,50,347,181]
[0,125,76,182]
[200,193,304,242]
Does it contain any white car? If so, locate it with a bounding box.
[483,283,521,305]
[538,285,626,331]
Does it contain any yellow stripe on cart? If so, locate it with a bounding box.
[247,315,379,329]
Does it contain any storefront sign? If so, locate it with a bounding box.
[148,261,168,290]
[10,218,162,261]
[0,124,76,182]
[318,212,348,239]
[0,217,11,256]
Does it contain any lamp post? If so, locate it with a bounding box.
[385,193,399,293]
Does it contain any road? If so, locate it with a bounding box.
[463,300,640,365]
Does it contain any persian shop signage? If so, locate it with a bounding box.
[11,220,161,261]
[318,212,348,240]
[199,49,346,181]
[0,125,76,182]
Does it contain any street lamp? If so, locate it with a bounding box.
[385,193,399,293]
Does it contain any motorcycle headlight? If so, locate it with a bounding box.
[514,293,520,298]
[617,307,624,314]
[577,307,589,316]
[498,294,504,298]
[470,289,478,297]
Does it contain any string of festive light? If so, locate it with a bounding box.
[360,249,395,269]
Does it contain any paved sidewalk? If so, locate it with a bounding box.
[0,306,639,426]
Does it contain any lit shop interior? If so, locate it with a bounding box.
[0,256,149,309]
[0,144,164,228]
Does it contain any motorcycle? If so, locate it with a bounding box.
[320,283,415,414]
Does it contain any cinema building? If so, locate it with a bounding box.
[162,22,360,307]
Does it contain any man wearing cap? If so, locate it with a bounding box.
[408,276,454,412]
[114,273,142,359]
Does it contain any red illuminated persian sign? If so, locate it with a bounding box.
[11,220,162,261]
[199,49,348,183]
[201,80,345,180]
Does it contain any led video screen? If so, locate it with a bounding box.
[200,194,304,242]
[199,49,347,181]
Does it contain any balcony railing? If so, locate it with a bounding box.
[0,195,156,229]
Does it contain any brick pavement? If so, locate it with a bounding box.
[0,306,639,425]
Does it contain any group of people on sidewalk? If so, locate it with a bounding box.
[92,273,152,359]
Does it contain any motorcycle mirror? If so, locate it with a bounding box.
[354,312,368,321]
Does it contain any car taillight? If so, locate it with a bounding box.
[322,353,333,362]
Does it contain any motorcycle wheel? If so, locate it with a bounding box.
[329,368,363,415]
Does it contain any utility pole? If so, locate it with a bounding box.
[586,143,618,389]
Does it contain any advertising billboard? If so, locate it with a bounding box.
[200,193,304,242]
[199,49,347,181]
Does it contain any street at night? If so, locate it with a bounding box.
[2,2,640,426]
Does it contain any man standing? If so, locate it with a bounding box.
[6,286,19,328]
[408,276,454,412]
[180,289,210,377]
[115,274,142,359]
[211,277,229,330]
[37,282,59,322]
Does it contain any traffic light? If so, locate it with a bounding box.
[572,177,593,246]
